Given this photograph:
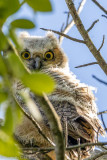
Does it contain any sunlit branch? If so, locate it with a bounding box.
[98,110,107,115]
[59,0,87,43]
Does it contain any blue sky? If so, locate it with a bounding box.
[0,0,107,159]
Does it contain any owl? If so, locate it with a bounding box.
[14,31,104,160]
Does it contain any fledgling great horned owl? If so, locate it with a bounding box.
[14,32,104,160]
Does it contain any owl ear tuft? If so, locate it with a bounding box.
[19,31,30,38]
[46,31,59,44]
[46,31,57,39]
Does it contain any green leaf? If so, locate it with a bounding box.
[2,106,14,135]
[0,53,7,75]
[11,19,35,29]
[9,28,20,48]
[0,92,7,103]
[0,139,20,157]
[0,130,20,157]
[22,72,55,95]
[26,0,52,12]
[7,54,28,79]
[0,0,20,26]
[0,31,8,51]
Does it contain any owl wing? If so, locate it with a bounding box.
[47,70,105,144]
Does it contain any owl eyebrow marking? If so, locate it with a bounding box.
[20,48,30,55]
[24,48,30,53]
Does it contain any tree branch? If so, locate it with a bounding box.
[92,0,107,14]
[23,142,107,152]
[37,93,65,160]
[101,114,107,133]
[98,110,107,115]
[59,0,87,43]
[87,19,99,32]
[92,75,107,85]
[75,62,98,68]
[86,150,107,160]
[40,28,85,44]
[14,94,54,146]
[65,0,107,75]
[98,35,105,52]
[102,15,107,19]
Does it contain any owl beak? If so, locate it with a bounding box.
[34,56,42,70]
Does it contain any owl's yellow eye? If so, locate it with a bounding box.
[21,51,31,60]
[44,51,54,60]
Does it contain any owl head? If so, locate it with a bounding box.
[18,31,68,71]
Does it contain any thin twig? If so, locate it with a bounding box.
[59,0,87,43]
[66,12,70,27]
[40,28,85,44]
[65,0,107,75]
[64,117,68,147]
[75,62,98,68]
[14,94,55,146]
[77,138,81,160]
[96,127,100,142]
[92,75,107,85]
[87,19,99,32]
[60,23,65,32]
[92,0,107,14]
[101,114,107,133]
[98,110,107,115]
[23,142,107,152]
[98,35,105,51]
[86,150,107,160]
[102,15,107,19]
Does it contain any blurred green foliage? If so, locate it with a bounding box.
[0,0,53,159]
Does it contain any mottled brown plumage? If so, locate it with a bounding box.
[14,31,104,160]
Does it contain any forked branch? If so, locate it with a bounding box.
[59,0,87,43]
[65,0,107,75]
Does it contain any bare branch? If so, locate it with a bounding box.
[59,0,87,43]
[37,93,65,160]
[98,35,105,52]
[66,142,107,151]
[77,138,81,160]
[101,114,107,133]
[14,94,54,146]
[87,19,99,32]
[86,150,107,160]
[64,117,68,147]
[92,75,107,85]
[98,110,107,115]
[23,142,107,152]
[75,62,98,68]
[92,0,107,14]
[40,28,86,44]
[65,0,107,75]
[60,23,65,32]
[102,15,107,19]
